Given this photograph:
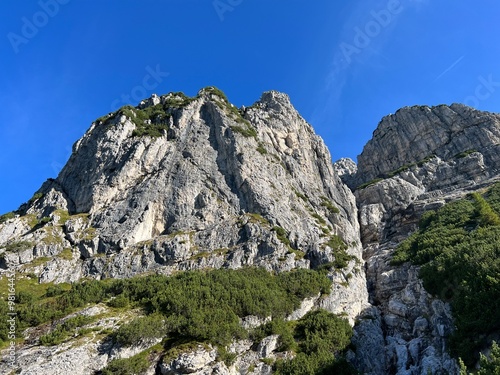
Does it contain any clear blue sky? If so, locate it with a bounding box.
[1,0,500,214]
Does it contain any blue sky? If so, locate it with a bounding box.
[1,0,500,214]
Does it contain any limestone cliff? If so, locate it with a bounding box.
[1,95,500,374]
[340,104,500,375]
[0,88,368,374]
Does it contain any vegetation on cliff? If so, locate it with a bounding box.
[393,183,500,368]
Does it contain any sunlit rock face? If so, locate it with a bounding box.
[4,92,500,374]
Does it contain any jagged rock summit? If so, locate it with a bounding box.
[343,104,500,375]
[2,91,500,375]
[0,88,370,374]
[353,103,500,187]
[3,88,363,291]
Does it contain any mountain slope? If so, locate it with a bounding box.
[0,88,367,374]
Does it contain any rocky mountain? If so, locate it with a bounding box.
[338,104,500,374]
[1,90,499,374]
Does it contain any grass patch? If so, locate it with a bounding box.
[2,241,34,253]
[289,249,306,260]
[26,256,51,268]
[57,248,73,260]
[246,213,270,226]
[320,196,340,214]
[231,124,258,138]
[312,213,326,226]
[82,227,97,241]
[0,212,15,224]
[42,227,63,245]
[54,210,71,225]
[256,142,268,154]
[21,214,40,229]
[455,149,478,159]
[356,178,384,190]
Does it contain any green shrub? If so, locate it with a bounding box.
[0,212,15,224]
[256,143,268,154]
[130,105,169,138]
[163,92,195,108]
[392,184,500,366]
[476,341,500,374]
[107,295,129,308]
[294,190,308,202]
[278,269,331,299]
[274,310,355,375]
[45,284,66,297]
[324,235,347,252]
[273,226,292,249]
[40,315,94,346]
[217,346,237,366]
[471,192,500,226]
[312,213,326,225]
[322,235,353,269]
[1,267,332,351]
[16,291,36,304]
[251,318,296,352]
[320,197,340,214]
[3,241,34,253]
[115,314,165,346]
[117,104,170,138]
[28,193,44,205]
[295,310,352,355]
[202,86,229,102]
[455,149,477,159]
[387,163,414,178]
[101,349,152,375]
[416,154,436,167]
[356,178,383,190]
[231,124,258,138]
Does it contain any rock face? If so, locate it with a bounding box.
[346,104,500,375]
[0,89,367,374]
[2,97,500,374]
[355,104,500,187]
[0,90,363,288]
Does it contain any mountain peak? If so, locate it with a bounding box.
[5,88,361,292]
[356,103,500,185]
